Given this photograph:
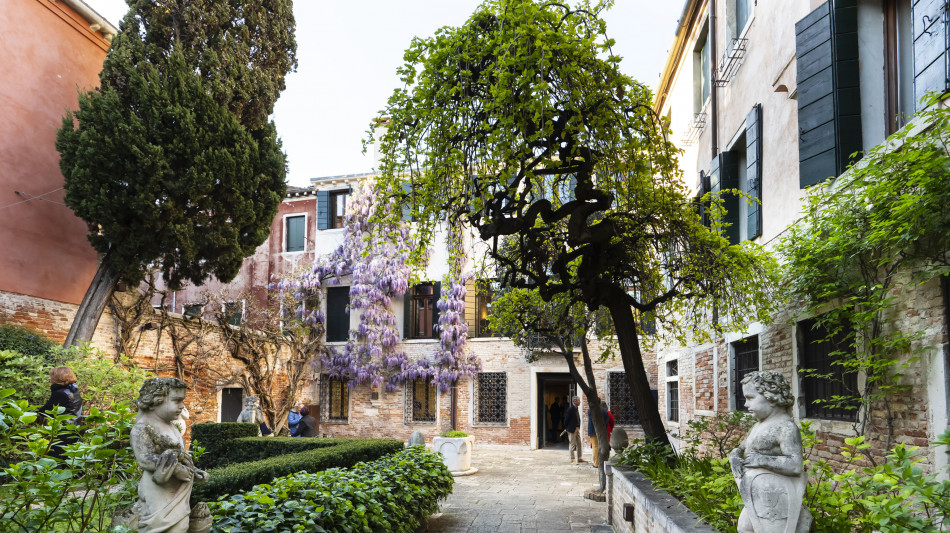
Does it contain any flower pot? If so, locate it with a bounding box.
[432,435,474,472]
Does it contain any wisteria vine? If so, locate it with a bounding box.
[278,182,480,392]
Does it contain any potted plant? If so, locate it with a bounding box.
[432,430,475,474]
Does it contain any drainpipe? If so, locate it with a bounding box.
[450,381,458,431]
[61,0,119,41]
[710,0,719,159]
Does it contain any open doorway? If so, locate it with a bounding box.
[537,373,575,449]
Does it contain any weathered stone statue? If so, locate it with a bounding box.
[236,394,264,435]
[121,377,211,533]
[729,371,813,533]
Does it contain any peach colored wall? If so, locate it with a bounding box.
[0,0,110,304]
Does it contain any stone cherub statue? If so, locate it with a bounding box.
[729,371,813,533]
[235,394,265,435]
[117,377,211,533]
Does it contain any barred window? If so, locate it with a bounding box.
[799,317,858,421]
[732,336,759,411]
[405,378,437,424]
[321,375,349,422]
[474,372,507,425]
[607,372,640,425]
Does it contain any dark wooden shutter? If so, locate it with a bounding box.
[325,286,350,342]
[709,151,740,245]
[913,0,950,109]
[316,190,329,230]
[403,287,412,339]
[745,104,763,240]
[795,1,863,188]
[431,281,442,339]
[220,388,243,422]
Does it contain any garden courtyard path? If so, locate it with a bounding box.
[423,446,612,533]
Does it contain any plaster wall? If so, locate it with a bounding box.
[0,0,111,304]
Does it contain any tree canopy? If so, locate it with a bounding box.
[56,1,296,345]
[373,0,776,446]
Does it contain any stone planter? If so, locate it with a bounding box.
[432,435,476,474]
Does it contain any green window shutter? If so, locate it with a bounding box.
[795,1,863,188]
[316,190,329,230]
[431,281,442,340]
[912,0,950,109]
[709,151,740,245]
[286,215,305,252]
[745,104,762,240]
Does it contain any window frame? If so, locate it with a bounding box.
[405,377,438,424]
[183,303,203,320]
[473,371,508,426]
[407,283,439,340]
[472,280,496,338]
[284,213,307,253]
[694,21,711,115]
[325,286,350,343]
[798,316,859,421]
[731,335,760,412]
[666,359,680,423]
[222,300,245,327]
[328,190,349,229]
[321,375,350,423]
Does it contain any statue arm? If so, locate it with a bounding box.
[743,424,803,477]
[729,440,746,478]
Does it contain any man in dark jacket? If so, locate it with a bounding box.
[562,397,583,463]
[292,406,318,437]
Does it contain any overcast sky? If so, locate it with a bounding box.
[83,1,683,188]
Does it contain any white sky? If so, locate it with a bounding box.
[83,1,683,188]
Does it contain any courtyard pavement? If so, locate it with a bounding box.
[423,443,611,532]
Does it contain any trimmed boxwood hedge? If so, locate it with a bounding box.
[191,423,259,469]
[209,446,453,533]
[199,436,347,469]
[193,438,404,502]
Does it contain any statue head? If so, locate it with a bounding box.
[243,395,260,409]
[135,377,188,412]
[741,371,794,412]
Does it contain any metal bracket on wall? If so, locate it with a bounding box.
[715,38,748,87]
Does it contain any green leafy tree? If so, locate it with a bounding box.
[56,1,297,347]
[373,0,776,447]
[778,95,950,451]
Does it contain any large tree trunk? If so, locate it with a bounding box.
[606,297,672,450]
[63,255,119,348]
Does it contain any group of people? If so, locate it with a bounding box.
[550,396,615,466]
[287,402,317,437]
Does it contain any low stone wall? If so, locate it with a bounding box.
[606,460,717,533]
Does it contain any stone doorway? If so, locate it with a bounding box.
[536,373,574,449]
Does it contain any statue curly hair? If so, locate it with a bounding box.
[135,377,188,412]
[741,370,794,408]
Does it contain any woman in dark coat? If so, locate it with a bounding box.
[292,406,317,437]
[38,366,84,457]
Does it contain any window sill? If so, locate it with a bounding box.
[801,417,856,435]
[471,422,509,428]
[323,419,349,425]
[403,338,439,344]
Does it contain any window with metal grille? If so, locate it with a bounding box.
[474,372,507,425]
[223,301,243,326]
[183,304,202,320]
[286,215,305,252]
[732,336,759,411]
[405,378,437,424]
[322,375,349,422]
[607,372,639,425]
[666,360,679,422]
[799,317,858,421]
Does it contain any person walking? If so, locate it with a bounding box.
[587,403,610,467]
[562,396,583,463]
[548,397,562,442]
[292,406,317,437]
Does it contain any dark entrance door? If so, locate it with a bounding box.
[536,373,575,449]
[220,387,243,422]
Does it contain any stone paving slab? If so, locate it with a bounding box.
[423,447,611,533]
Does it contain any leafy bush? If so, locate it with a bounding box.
[615,426,950,533]
[191,423,260,469]
[0,324,56,358]
[209,446,453,533]
[0,388,139,533]
[442,430,469,438]
[194,438,405,502]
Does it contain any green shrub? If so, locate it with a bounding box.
[0,324,56,359]
[194,438,405,502]
[191,423,260,469]
[442,430,469,438]
[205,436,345,468]
[0,388,139,533]
[209,446,453,533]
